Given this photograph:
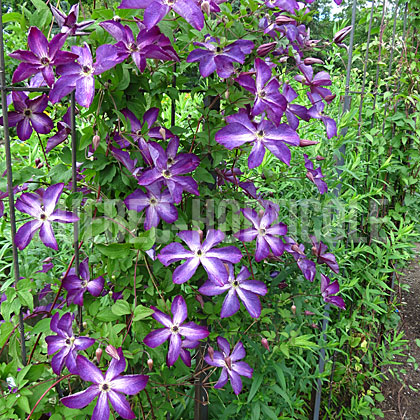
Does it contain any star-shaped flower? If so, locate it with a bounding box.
[204,337,253,395]
[304,154,328,194]
[158,229,242,284]
[61,348,148,420]
[143,295,209,366]
[309,236,339,273]
[199,264,267,318]
[45,312,95,375]
[321,274,345,309]
[15,183,79,250]
[51,3,94,36]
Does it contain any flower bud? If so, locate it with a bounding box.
[306,171,315,183]
[311,246,317,256]
[197,229,204,242]
[303,57,324,65]
[35,158,41,166]
[299,138,319,147]
[82,321,87,329]
[195,294,205,310]
[278,282,288,289]
[291,244,304,255]
[261,338,270,351]
[201,0,211,16]
[258,209,265,218]
[105,345,120,360]
[96,347,103,363]
[112,275,116,280]
[304,310,315,316]
[37,162,44,169]
[147,358,154,371]
[159,127,166,141]
[92,135,100,151]
[324,94,336,103]
[225,90,229,100]
[311,323,319,329]
[275,15,296,25]
[291,304,296,315]
[43,256,53,263]
[333,25,352,44]
[315,155,325,161]
[113,15,122,22]
[257,42,277,57]
[208,345,215,361]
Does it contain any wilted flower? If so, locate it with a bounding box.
[15,183,78,250]
[143,296,209,366]
[304,154,328,194]
[204,337,253,395]
[309,236,339,273]
[158,229,242,285]
[46,107,72,152]
[284,236,316,282]
[307,93,337,139]
[61,347,148,420]
[199,264,267,318]
[320,274,345,309]
[45,312,95,375]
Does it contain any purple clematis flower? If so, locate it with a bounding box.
[304,154,328,194]
[15,183,78,250]
[46,107,72,153]
[158,229,242,285]
[235,58,286,125]
[124,182,178,230]
[320,274,345,309]
[119,0,205,31]
[215,109,300,168]
[0,182,28,218]
[179,339,199,367]
[309,236,339,274]
[45,312,95,375]
[51,3,95,36]
[99,21,178,73]
[111,146,143,177]
[187,37,254,79]
[61,347,148,420]
[10,27,77,87]
[282,83,310,130]
[234,205,287,262]
[199,264,267,318]
[0,92,53,141]
[62,258,105,306]
[295,64,333,102]
[204,337,253,395]
[143,295,209,366]
[50,43,112,108]
[137,137,200,203]
[284,236,316,282]
[307,94,337,139]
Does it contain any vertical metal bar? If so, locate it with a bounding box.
[70,91,81,329]
[171,64,176,127]
[312,0,358,418]
[396,3,409,93]
[0,0,27,366]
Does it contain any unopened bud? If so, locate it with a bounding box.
[278,282,288,289]
[37,162,44,169]
[299,138,319,147]
[201,0,211,16]
[108,291,113,296]
[311,246,317,256]
[324,94,336,103]
[311,323,319,329]
[113,15,122,22]
[195,294,205,310]
[147,358,154,371]
[291,304,296,315]
[303,57,324,65]
[291,244,304,255]
[225,90,229,100]
[258,209,265,218]
[225,356,232,370]
[315,155,325,161]
[257,42,277,57]
[112,275,116,280]
[208,345,215,361]
[96,347,103,363]
[304,310,315,316]
[92,135,100,151]
[105,344,120,360]
[82,321,87,329]
[159,127,166,140]
[261,338,270,351]
[43,256,53,263]
[333,25,352,44]
[35,158,41,166]
[275,15,296,25]
[197,229,204,242]
[306,171,315,183]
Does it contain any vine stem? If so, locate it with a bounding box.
[144,255,168,311]
[241,241,255,280]
[35,131,50,170]
[26,374,72,420]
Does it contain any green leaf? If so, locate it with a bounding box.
[0,322,14,348]
[129,229,156,251]
[96,307,120,322]
[133,305,155,321]
[31,318,52,335]
[17,291,33,312]
[96,243,132,258]
[194,167,214,183]
[17,396,30,414]
[111,300,132,316]
[247,373,263,403]
[261,404,278,420]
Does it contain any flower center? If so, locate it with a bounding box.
[215,46,222,54]
[164,0,175,5]
[24,109,32,117]
[136,129,142,136]
[40,57,50,66]
[81,280,88,288]
[128,42,138,52]
[258,90,266,98]
[259,228,266,236]
[233,280,239,287]
[40,213,47,220]
[65,338,71,345]
[163,169,172,178]
[167,157,174,165]
[256,130,265,139]
[100,383,111,392]
[171,325,179,334]
[82,65,92,75]
[149,198,157,205]
[196,249,203,257]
